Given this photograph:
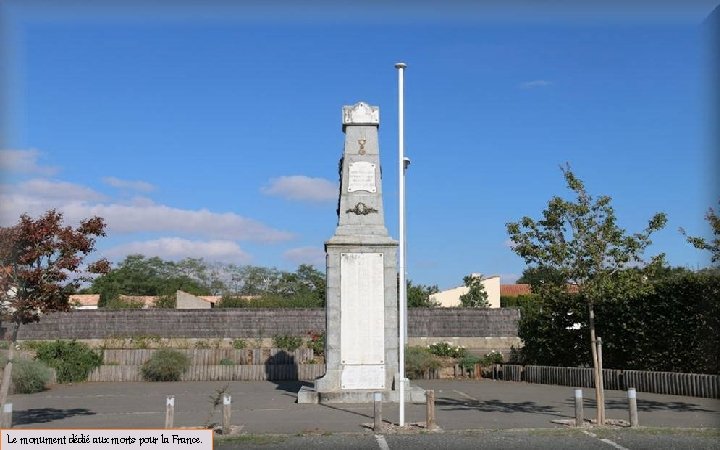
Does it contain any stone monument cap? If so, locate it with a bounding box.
[342,102,379,129]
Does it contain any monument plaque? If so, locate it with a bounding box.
[340,252,384,365]
[348,162,376,193]
[342,365,385,390]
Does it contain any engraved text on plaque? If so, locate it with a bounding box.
[348,162,376,193]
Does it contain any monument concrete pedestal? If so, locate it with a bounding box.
[298,102,424,404]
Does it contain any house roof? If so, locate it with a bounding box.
[500,283,580,296]
[119,295,157,307]
[69,294,100,306]
[500,284,532,297]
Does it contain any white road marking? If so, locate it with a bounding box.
[582,430,630,450]
[452,390,478,401]
[375,434,390,450]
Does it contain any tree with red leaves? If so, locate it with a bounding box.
[0,209,108,405]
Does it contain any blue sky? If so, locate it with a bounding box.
[1,1,718,289]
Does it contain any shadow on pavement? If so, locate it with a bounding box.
[436,397,566,418]
[13,408,96,426]
[319,403,373,421]
[575,397,715,413]
[270,380,311,395]
[264,352,315,401]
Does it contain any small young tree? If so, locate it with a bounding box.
[459,274,489,308]
[0,210,108,406]
[506,165,667,424]
[407,280,439,307]
[681,200,720,267]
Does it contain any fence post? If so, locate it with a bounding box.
[165,396,174,429]
[628,388,639,428]
[373,392,383,432]
[222,394,232,434]
[1,403,12,429]
[425,389,435,430]
[574,389,584,427]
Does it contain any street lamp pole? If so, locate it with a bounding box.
[395,61,407,427]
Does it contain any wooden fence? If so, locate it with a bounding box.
[494,364,719,399]
[85,347,323,382]
[101,348,314,366]
[87,364,325,382]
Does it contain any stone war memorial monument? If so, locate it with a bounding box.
[299,102,424,404]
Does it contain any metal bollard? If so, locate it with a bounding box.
[574,389,584,427]
[222,394,232,434]
[373,392,383,432]
[628,388,639,427]
[165,396,175,429]
[425,390,436,429]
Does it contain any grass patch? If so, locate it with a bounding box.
[594,427,720,438]
[215,434,287,445]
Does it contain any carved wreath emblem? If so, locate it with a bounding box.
[346,202,378,215]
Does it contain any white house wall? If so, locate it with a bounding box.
[430,276,501,308]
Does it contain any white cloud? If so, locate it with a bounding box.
[0,149,59,175]
[64,201,293,242]
[519,80,552,89]
[283,246,326,266]
[0,188,293,242]
[504,238,517,249]
[18,179,106,202]
[0,179,106,225]
[262,175,337,202]
[102,176,155,192]
[103,237,251,263]
[0,151,294,242]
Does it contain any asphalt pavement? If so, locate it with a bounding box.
[8,379,719,433]
[7,379,720,449]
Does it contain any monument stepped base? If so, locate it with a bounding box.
[297,384,426,404]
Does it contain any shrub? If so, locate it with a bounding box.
[459,355,482,370]
[480,350,504,366]
[306,331,325,357]
[273,335,303,352]
[12,359,52,393]
[104,296,145,309]
[427,342,467,358]
[405,346,442,379]
[35,340,102,383]
[218,294,323,308]
[194,340,211,349]
[219,358,235,366]
[141,349,190,382]
[232,339,247,349]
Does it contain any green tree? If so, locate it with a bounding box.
[681,200,720,266]
[218,264,326,308]
[506,165,667,424]
[88,255,210,306]
[516,266,566,287]
[406,280,439,307]
[459,275,489,308]
[277,264,326,300]
[0,210,108,406]
[236,266,282,296]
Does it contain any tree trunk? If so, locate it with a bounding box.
[587,302,604,425]
[0,323,20,409]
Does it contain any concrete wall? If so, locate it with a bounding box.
[176,290,212,309]
[12,308,519,340]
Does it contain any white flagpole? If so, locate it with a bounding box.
[395,61,407,427]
